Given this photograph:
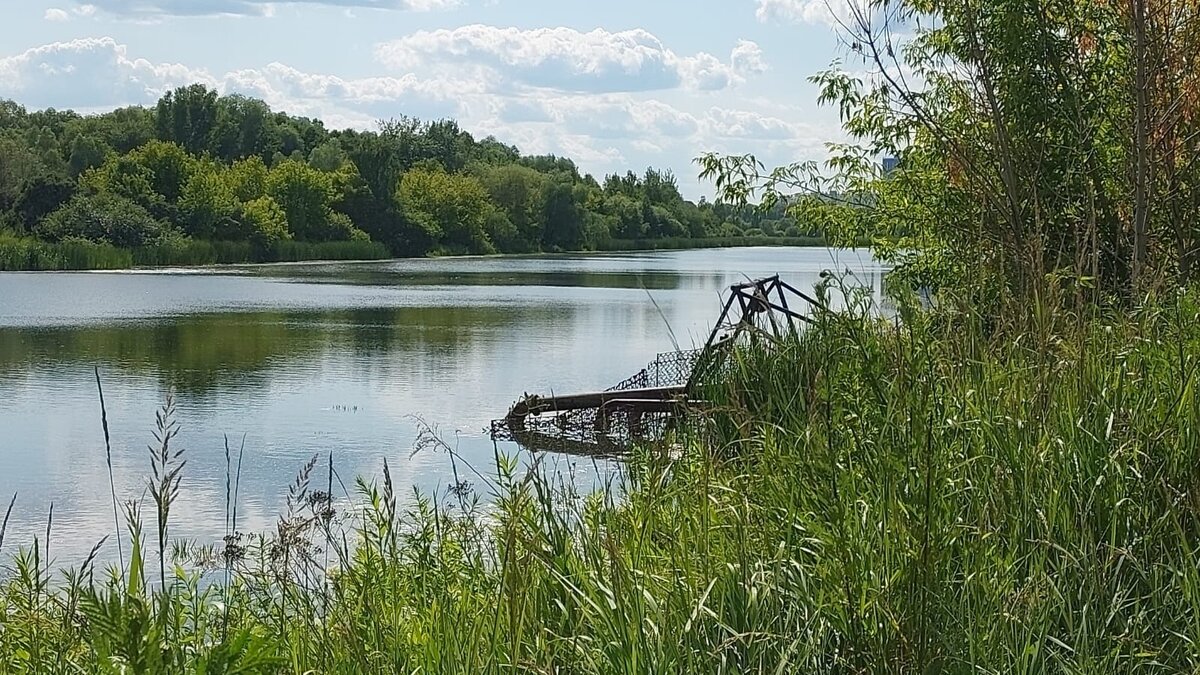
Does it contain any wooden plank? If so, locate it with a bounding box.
[508,385,687,420]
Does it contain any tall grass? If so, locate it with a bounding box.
[598,234,829,252]
[0,234,132,271]
[132,239,391,267]
[2,291,1199,672]
[0,235,392,271]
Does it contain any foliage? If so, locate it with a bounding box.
[239,196,291,246]
[398,168,493,253]
[599,234,829,251]
[179,163,240,239]
[36,193,175,248]
[156,84,219,156]
[265,159,339,241]
[477,163,548,250]
[0,83,808,270]
[12,173,74,232]
[703,0,1200,303]
[226,156,269,202]
[308,138,347,172]
[128,140,198,205]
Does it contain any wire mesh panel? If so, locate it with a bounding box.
[490,348,704,455]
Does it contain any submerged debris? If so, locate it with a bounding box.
[490,275,823,456]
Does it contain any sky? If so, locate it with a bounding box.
[0,0,853,198]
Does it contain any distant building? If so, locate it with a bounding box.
[882,156,900,175]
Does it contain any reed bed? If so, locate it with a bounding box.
[0,235,391,271]
[0,234,132,271]
[1,290,1198,673]
[598,234,828,252]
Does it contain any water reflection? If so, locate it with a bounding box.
[0,247,884,563]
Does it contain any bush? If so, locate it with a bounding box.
[36,193,176,248]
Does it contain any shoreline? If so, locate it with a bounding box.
[0,235,838,273]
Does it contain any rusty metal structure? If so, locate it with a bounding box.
[490,275,823,455]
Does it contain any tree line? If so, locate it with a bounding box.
[0,84,810,264]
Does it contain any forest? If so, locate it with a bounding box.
[0,85,811,269]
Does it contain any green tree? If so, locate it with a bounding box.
[226,156,269,202]
[344,130,403,204]
[704,0,1200,301]
[472,136,520,166]
[309,139,347,172]
[155,84,219,155]
[239,196,291,246]
[67,135,110,177]
[64,106,155,155]
[14,174,75,231]
[81,155,161,213]
[100,106,156,153]
[0,100,27,130]
[179,164,239,239]
[210,95,278,162]
[127,140,197,204]
[1,82,729,261]
[0,138,45,213]
[521,154,580,179]
[478,164,547,251]
[266,159,338,241]
[541,179,586,250]
[397,168,493,253]
[422,119,473,172]
[601,193,646,240]
[483,207,522,252]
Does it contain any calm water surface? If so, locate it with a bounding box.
[0,247,882,563]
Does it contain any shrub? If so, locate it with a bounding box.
[239,196,291,246]
[37,193,176,248]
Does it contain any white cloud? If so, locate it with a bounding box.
[497,95,811,144]
[376,25,765,93]
[730,39,768,76]
[0,37,471,123]
[70,0,457,18]
[755,0,870,27]
[74,4,98,15]
[0,38,211,109]
[44,8,72,21]
[525,96,700,139]
[219,62,470,120]
[703,107,798,140]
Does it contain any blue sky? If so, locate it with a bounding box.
[0,0,851,197]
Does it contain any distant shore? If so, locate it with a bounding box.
[0,234,834,272]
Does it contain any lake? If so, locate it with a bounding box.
[0,246,883,564]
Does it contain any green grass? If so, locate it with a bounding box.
[0,235,393,271]
[2,289,1199,672]
[0,234,132,271]
[266,239,390,263]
